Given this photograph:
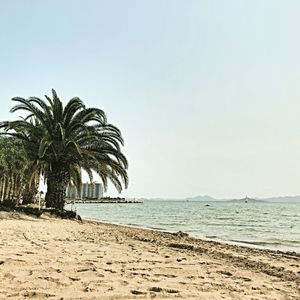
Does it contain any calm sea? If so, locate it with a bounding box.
[67,201,300,253]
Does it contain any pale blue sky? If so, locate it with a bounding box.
[1,0,300,198]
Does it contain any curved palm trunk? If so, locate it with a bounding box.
[45,166,68,210]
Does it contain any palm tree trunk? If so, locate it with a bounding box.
[1,177,6,202]
[11,174,16,199]
[17,175,23,201]
[22,176,39,205]
[6,177,11,200]
[22,184,35,205]
[0,177,3,202]
[45,166,68,210]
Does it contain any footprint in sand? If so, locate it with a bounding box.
[131,290,146,295]
[69,277,80,281]
[165,288,179,294]
[119,280,129,286]
[77,267,96,272]
[104,269,116,273]
[22,291,56,298]
[4,273,16,280]
[23,251,36,255]
[149,287,180,294]
[6,292,20,298]
[154,273,177,278]
[149,287,163,293]
[38,276,64,285]
[217,271,233,277]
[83,286,94,292]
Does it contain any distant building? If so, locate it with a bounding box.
[66,186,77,199]
[66,182,103,200]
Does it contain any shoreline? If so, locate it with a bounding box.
[83,217,300,262]
[70,201,300,255]
[82,217,300,256]
[0,212,299,299]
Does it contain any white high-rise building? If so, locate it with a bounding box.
[66,182,103,200]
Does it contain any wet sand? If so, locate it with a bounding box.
[0,211,299,299]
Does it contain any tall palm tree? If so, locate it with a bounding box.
[1,89,128,210]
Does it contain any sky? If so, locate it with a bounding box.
[0,0,300,199]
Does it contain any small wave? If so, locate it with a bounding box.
[267,239,300,245]
[148,226,165,230]
[127,223,142,227]
[204,223,266,228]
[230,239,271,246]
[230,239,300,247]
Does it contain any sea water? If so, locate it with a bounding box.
[66,201,300,252]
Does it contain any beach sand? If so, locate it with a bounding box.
[0,211,299,299]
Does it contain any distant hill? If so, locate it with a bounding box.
[260,196,300,203]
[229,197,265,203]
[184,195,217,202]
[141,195,217,202]
[141,195,300,203]
[185,195,266,203]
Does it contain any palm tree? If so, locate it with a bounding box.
[0,137,29,205]
[1,89,128,210]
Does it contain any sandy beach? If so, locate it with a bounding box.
[0,211,299,300]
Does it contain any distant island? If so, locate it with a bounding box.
[141,195,300,203]
[228,197,265,203]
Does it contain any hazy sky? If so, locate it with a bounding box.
[0,0,300,199]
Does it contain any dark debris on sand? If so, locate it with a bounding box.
[0,205,81,220]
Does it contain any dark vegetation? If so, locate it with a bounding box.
[0,204,79,219]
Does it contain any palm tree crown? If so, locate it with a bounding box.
[1,89,128,209]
